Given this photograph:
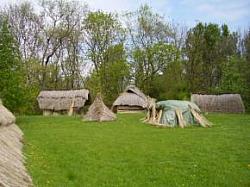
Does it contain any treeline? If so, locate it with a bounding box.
[0,1,249,113]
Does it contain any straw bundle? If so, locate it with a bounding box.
[84,94,116,122]
[0,101,33,187]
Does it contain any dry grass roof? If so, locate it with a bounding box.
[0,100,33,186]
[84,94,116,122]
[37,89,89,111]
[0,100,16,127]
[191,94,245,113]
[113,85,148,108]
[38,89,89,99]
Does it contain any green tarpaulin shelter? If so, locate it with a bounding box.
[156,100,205,127]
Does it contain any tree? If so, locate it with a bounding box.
[241,29,250,111]
[83,10,128,102]
[219,56,245,93]
[0,18,25,112]
[132,42,177,96]
[153,61,188,100]
[85,44,129,105]
[4,0,88,90]
[125,5,177,96]
[83,11,125,72]
[185,23,238,93]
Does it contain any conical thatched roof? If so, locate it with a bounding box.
[191,94,245,113]
[37,89,89,111]
[113,85,148,108]
[0,100,33,186]
[84,94,116,122]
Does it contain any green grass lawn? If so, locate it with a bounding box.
[17,113,250,187]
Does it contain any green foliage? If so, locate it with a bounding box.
[153,61,188,100]
[185,23,238,93]
[83,10,125,71]
[242,30,250,111]
[83,11,128,105]
[213,30,250,112]
[0,18,25,113]
[18,113,250,186]
[219,56,245,93]
[85,44,130,105]
[133,42,178,95]
[127,5,176,96]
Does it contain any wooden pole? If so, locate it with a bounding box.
[176,109,185,128]
[156,110,162,124]
[190,108,212,127]
[68,97,75,116]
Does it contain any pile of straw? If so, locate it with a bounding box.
[0,101,32,187]
[84,94,116,122]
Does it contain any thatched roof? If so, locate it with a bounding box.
[125,85,147,101]
[0,100,16,126]
[0,101,33,186]
[37,89,89,111]
[84,94,116,122]
[113,85,148,108]
[191,94,245,113]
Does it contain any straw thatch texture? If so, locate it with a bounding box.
[0,101,33,187]
[112,85,148,112]
[125,85,147,101]
[37,89,89,111]
[0,101,15,126]
[113,93,148,108]
[84,94,116,122]
[191,94,245,113]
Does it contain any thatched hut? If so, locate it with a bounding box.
[191,94,245,113]
[37,89,89,115]
[0,100,33,186]
[112,85,148,113]
[84,94,116,122]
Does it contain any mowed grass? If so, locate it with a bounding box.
[17,113,250,187]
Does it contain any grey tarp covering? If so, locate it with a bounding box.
[156,100,201,127]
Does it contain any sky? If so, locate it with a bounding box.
[1,0,250,31]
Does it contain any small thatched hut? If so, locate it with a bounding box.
[191,94,245,113]
[112,85,148,113]
[37,89,89,115]
[84,94,116,122]
[0,100,33,186]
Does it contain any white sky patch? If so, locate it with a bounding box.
[84,0,171,15]
[181,0,250,22]
[0,0,249,31]
[196,2,249,22]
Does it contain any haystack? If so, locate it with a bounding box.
[84,94,116,122]
[191,94,245,113]
[0,100,33,186]
[37,89,89,115]
[145,100,212,128]
[112,85,148,113]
